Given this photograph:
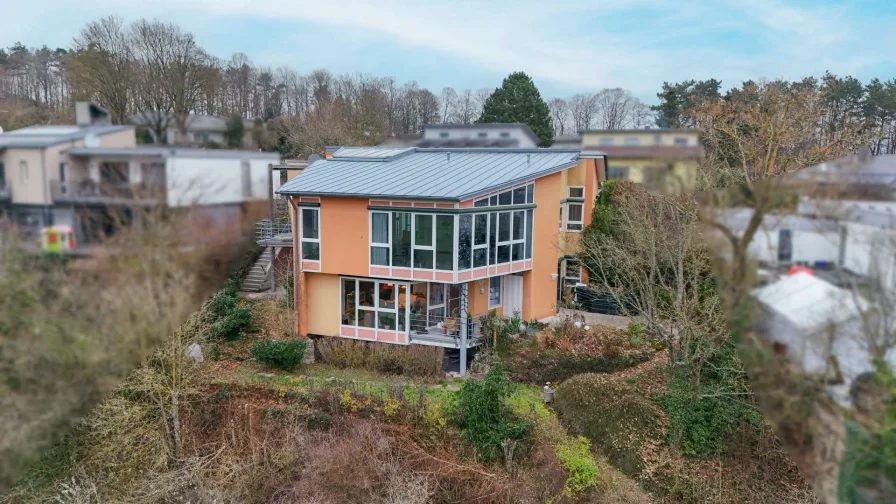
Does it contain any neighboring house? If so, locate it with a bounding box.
[753,271,895,408]
[378,123,541,148]
[131,112,255,147]
[562,128,703,192]
[276,146,606,373]
[0,102,279,246]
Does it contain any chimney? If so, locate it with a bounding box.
[75,102,111,127]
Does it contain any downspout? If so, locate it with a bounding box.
[267,162,274,222]
[41,148,49,225]
[288,196,305,337]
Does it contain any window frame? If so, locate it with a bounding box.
[564,260,582,287]
[19,160,28,184]
[674,137,689,146]
[300,207,321,261]
[567,186,585,199]
[369,210,391,266]
[566,202,584,232]
[607,166,629,180]
[341,277,406,334]
[488,276,502,309]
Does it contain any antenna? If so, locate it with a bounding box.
[447,152,451,161]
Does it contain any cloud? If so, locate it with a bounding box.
[1,0,892,101]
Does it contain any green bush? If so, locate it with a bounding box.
[451,363,530,464]
[658,341,761,458]
[316,338,444,378]
[557,436,599,496]
[555,373,662,476]
[626,321,645,348]
[306,411,333,431]
[250,339,307,372]
[206,279,252,341]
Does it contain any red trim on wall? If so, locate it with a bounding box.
[459,200,474,208]
[340,327,356,337]
[524,259,532,269]
[357,328,376,340]
[436,203,455,209]
[413,270,434,280]
[512,261,524,272]
[300,196,320,203]
[392,268,412,278]
[302,260,321,271]
[370,200,390,206]
[391,201,413,207]
[458,271,472,281]
[413,202,435,208]
[473,268,487,278]
[370,266,390,277]
[395,333,407,344]
[378,331,397,343]
[435,271,453,282]
[497,264,511,274]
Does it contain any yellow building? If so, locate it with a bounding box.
[578,128,702,192]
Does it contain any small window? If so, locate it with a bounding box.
[568,186,584,198]
[478,132,488,138]
[500,132,510,138]
[489,276,502,308]
[498,191,512,206]
[566,203,584,232]
[526,183,534,204]
[439,132,449,138]
[607,166,629,180]
[301,208,321,260]
[654,134,661,145]
[512,186,526,205]
[674,137,689,146]
[624,137,639,146]
[564,260,581,287]
[474,198,489,207]
[19,161,28,184]
[598,137,614,146]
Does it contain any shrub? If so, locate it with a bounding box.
[503,324,653,384]
[557,436,599,496]
[555,373,662,476]
[626,321,645,348]
[305,411,333,431]
[451,364,530,464]
[658,341,761,458]
[206,279,252,341]
[250,339,307,372]
[316,338,444,378]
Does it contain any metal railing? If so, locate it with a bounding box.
[409,313,481,342]
[255,218,292,246]
[50,180,164,204]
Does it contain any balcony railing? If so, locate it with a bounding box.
[255,217,292,246]
[50,180,165,204]
[409,313,481,347]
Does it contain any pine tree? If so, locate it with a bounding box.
[478,72,554,147]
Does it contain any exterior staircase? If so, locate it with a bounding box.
[241,247,274,292]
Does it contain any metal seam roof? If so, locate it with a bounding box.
[277,148,582,200]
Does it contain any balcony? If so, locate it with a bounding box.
[255,217,292,246]
[51,180,165,205]
[408,314,481,348]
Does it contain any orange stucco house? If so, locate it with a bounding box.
[277,146,606,372]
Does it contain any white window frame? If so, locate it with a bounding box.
[413,213,435,270]
[564,260,582,287]
[488,276,502,309]
[472,212,489,269]
[370,210,391,266]
[19,160,28,184]
[568,186,585,199]
[566,202,584,232]
[510,209,526,262]
[495,210,513,264]
[300,207,321,260]
[341,277,407,332]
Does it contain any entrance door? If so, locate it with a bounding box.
[503,274,523,318]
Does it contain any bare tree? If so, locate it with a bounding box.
[568,93,597,132]
[453,89,478,124]
[548,98,570,135]
[67,16,133,124]
[440,86,457,123]
[594,88,652,129]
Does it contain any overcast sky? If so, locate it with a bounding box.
[2,0,894,103]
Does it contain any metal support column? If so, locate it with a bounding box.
[459,283,468,376]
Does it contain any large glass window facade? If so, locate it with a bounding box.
[369,184,535,275]
[301,208,320,260]
[342,278,404,332]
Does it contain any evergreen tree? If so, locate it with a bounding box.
[223,115,245,148]
[478,72,554,146]
[652,79,722,128]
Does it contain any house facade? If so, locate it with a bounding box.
[132,112,255,148]
[379,123,541,148]
[0,103,279,246]
[576,128,702,192]
[277,147,606,369]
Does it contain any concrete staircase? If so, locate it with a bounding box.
[241,247,274,292]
